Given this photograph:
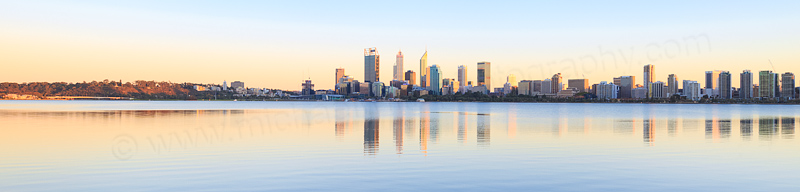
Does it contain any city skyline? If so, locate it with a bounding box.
[1,1,799,90]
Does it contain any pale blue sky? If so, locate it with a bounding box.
[1,0,799,89]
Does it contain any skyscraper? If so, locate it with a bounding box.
[428,65,442,95]
[541,79,552,94]
[551,73,562,94]
[740,70,753,99]
[419,51,428,87]
[404,70,416,85]
[458,65,467,87]
[667,74,679,96]
[335,68,345,85]
[782,72,795,99]
[477,62,491,90]
[222,80,227,91]
[644,64,654,98]
[705,70,722,97]
[364,47,380,83]
[759,70,777,98]
[393,50,403,80]
[719,71,732,99]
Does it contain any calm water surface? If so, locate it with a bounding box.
[1,101,799,191]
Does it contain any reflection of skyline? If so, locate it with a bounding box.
[477,113,490,146]
[364,106,379,155]
[393,108,404,154]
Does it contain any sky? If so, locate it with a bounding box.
[1,0,799,90]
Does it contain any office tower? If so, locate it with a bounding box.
[231,81,245,89]
[740,70,753,99]
[477,62,491,90]
[541,79,552,94]
[364,47,380,83]
[619,76,635,98]
[613,77,621,86]
[371,82,384,97]
[507,74,517,87]
[759,71,778,98]
[643,64,655,98]
[705,70,722,97]
[596,81,620,99]
[551,73,562,94]
[223,80,227,91]
[683,80,701,101]
[782,72,795,99]
[301,80,314,95]
[404,70,416,85]
[428,65,442,95]
[458,65,467,87]
[335,68,345,85]
[667,74,679,96]
[719,71,732,99]
[568,79,589,93]
[420,51,428,87]
[518,80,533,95]
[393,50,403,80]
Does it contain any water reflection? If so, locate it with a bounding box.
[364,106,379,155]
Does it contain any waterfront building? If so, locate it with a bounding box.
[223,80,228,91]
[531,80,542,95]
[782,72,795,99]
[507,74,517,87]
[650,81,666,98]
[568,79,589,93]
[632,87,647,99]
[619,76,635,98]
[518,80,533,95]
[644,64,654,98]
[301,80,314,96]
[705,70,723,97]
[428,65,442,95]
[596,81,619,99]
[740,70,753,99]
[759,71,778,98]
[364,47,380,83]
[371,82,384,97]
[683,80,701,101]
[667,74,679,96]
[719,71,732,99]
[477,62,491,90]
[541,79,552,94]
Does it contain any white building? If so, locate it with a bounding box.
[683,80,701,101]
[596,81,619,99]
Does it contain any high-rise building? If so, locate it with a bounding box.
[518,80,533,95]
[705,70,722,97]
[420,51,428,88]
[428,65,442,95]
[541,79,552,94]
[551,73,563,94]
[477,62,491,90]
[667,74,679,96]
[567,79,589,93]
[683,80,701,101]
[782,72,795,99]
[619,76,636,98]
[759,70,778,98]
[740,70,753,99]
[643,64,655,98]
[364,47,380,83]
[507,74,517,87]
[596,81,619,99]
[404,70,416,85]
[223,80,228,91]
[371,82,384,97]
[650,81,666,98]
[335,68,345,85]
[458,65,467,87]
[719,71,732,99]
[393,50,403,81]
[532,80,542,95]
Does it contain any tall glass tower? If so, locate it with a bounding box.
[364,47,379,83]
